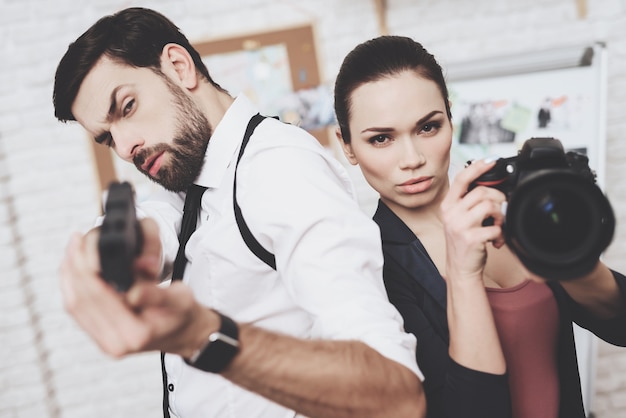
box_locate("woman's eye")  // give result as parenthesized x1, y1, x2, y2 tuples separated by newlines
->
(122, 99, 135, 116)
(368, 134, 390, 145)
(421, 121, 442, 134)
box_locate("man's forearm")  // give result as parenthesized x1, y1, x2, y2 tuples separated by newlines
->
(220, 322, 425, 418)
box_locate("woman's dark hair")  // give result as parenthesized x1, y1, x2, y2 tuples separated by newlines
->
(334, 35, 452, 143)
(53, 7, 225, 122)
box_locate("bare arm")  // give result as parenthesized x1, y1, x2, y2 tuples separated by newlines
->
(60, 222, 425, 418)
(176, 308, 425, 418)
(445, 277, 506, 375)
(441, 159, 507, 375)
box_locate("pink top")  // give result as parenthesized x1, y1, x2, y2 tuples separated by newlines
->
(487, 280, 560, 418)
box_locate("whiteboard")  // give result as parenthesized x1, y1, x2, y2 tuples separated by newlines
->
(446, 43, 608, 416)
(446, 47, 607, 184)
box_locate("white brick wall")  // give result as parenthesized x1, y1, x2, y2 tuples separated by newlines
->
(2, 0, 626, 416)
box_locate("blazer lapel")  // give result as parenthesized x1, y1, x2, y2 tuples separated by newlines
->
(374, 201, 449, 340)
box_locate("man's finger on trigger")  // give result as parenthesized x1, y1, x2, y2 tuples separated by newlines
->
(134, 254, 162, 282)
(127, 281, 164, 310)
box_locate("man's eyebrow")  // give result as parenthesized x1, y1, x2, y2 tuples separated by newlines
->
(94, 131, 110, 145)
(91, 86, 124, 145)
(105, 85, 123, 123)
(93, 84, 132, 145)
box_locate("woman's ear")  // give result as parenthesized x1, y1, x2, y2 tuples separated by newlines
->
(160, 43, 199, 90)
(335, 127, 358, 165)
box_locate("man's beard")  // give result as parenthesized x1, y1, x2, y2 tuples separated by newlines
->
(133, 78, 212, 192)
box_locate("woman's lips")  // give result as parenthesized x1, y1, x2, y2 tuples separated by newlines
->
(398, 177, 433, 194)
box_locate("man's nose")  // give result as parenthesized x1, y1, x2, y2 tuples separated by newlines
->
(110, 125, 142, 161)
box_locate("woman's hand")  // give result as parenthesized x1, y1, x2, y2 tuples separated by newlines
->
(440, 158, 507, 283)
(441, 158, 509, 374)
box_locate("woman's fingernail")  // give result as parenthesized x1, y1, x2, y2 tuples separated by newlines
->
(501, 201, 508, 215)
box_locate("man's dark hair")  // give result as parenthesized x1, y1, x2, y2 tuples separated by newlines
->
(53, 7, 225, 122)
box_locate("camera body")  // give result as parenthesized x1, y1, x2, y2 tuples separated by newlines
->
(470, 137, 614, 280)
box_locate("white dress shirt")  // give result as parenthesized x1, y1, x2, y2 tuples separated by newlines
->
(137, 95, 422, 418)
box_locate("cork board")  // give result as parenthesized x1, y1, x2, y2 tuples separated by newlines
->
(194, 24, 330, 146)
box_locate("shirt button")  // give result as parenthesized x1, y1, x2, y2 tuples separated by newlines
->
(168, 383, 174, 392)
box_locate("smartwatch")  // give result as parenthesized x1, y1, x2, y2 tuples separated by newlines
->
(185, 311, 240, 373)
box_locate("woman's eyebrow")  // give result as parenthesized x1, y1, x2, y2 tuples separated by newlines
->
(360, 110, 443, 134)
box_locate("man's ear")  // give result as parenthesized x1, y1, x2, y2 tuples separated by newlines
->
(335, 127, 358, 166)
(160, 43, 199, 90)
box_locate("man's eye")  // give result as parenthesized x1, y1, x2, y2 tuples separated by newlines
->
(122, 99, 135, 116)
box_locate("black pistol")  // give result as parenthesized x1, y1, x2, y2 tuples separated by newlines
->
(98, 181, 143, 292)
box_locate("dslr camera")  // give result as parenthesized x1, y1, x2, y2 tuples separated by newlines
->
(470, 137, 614, 280)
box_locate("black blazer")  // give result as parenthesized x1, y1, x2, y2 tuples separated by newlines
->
(373, 200, 626, 418)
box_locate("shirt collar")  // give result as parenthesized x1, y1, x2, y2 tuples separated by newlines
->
(193, 94, 259, 189)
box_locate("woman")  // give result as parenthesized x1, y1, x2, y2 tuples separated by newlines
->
(333, 35, 626, 418)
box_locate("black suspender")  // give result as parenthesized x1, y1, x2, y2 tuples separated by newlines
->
(162, 113, 277, 417)
(233, 113, 277, 270)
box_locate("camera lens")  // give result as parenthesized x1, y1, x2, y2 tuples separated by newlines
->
(506, 170, 614, 280)
(522, 187, 592, 255)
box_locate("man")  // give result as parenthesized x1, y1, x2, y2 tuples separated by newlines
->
(54, 7, 425, 418)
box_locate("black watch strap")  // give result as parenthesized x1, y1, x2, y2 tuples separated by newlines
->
(185, 311, 240, 373)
